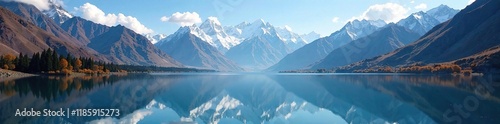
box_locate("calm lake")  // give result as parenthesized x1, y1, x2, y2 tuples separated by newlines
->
(0, 73, 499, 124)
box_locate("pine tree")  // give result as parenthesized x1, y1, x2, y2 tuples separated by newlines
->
(52, 50, 59, 71)
(29, 52, 41, 73)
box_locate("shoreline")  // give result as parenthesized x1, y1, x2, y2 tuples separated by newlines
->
(0, 69, 37, 82)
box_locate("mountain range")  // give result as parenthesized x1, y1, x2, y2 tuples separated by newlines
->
(339, 0, 500, 73)
(155, 26, 242, 71)
(269, 5, 459, 71)
(0, 0, 496, 73)
(311, 24, 421, 69)
(156, 19, 312, 70)
(397, 5, 459, 35)
(267, 19, 387, 71)
(0, 1, 181, 67)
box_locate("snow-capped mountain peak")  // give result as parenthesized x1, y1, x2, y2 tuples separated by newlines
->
(145, 34, 167, 44)
(198, 18, 242, 53)
(42, 0, 73, 24)
(338, 19, 387, 40)
(426, 4, 460, 23)
(396, 5, 458, 35)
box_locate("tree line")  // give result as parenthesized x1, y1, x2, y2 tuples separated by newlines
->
(0, 48, 120, 74)
(1, 48, 215, 74)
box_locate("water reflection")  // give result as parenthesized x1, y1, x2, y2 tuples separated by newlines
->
(0, 73, 499, 124)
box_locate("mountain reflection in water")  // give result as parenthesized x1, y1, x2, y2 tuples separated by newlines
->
(0, 73, 499, 124)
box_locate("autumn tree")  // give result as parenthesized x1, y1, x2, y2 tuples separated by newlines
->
(2, 54, 16, 70)
(74, 58, 82, 71)
(60, 58, 68, 70)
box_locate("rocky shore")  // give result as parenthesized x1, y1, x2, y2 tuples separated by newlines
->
(0, 69, 36, 82)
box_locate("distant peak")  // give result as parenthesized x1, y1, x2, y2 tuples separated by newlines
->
(437, 4, 450, 8)
(252, 19, 266, 25)
(204, 16, 222, 25)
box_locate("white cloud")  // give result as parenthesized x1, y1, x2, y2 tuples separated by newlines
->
(76, 3, 153, 34)
(331, 17, 340, 23)
(414, 3, 428, 9)
(160, 16, 168, 22)
(349, 3, 408, 23)
(6, 0, 64, 11)
(410, 0, 415, 4)
(161, 12, 202, 26)
(468, 0, 475, 5)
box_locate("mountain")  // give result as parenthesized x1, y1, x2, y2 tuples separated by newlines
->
(42, 0, 72, 24)
(145, 34, 166, 44)
(87, 25, 181, 66)
(225, 32, 289, 69)
(311, 24, 421, 69)
(60, 17, 181, 67)
(0, 1, 85, 46)
(454, 46, 500, 72)
(224, 19, 313, 70)
(426, 4, 460, 23)
(60, 17, 111, 44)
(267, 19, 386, 71)
(274, 26, 308, 51)
(397, 11, 441, 35)
(226, 19, 307, 52)
(199, 18, 242, 54)
(340, 0, 500, 73)
(0, 2, 107, 60)
(156, 26, 242, 71)
(0, 6, 100, 58)
(300, 31, 321, 43)
(397, 5, 458, 35)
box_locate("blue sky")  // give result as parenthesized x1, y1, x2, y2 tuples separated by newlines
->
(58, 0, 473, 36)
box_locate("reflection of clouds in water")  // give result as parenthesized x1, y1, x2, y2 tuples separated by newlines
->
(88, 110, 152, 124)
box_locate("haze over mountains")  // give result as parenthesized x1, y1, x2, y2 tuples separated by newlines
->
(0, 0, 497, 73)
(267, 19, 388, 71)
(269, 5, 459, 71)
(311, 24, 421, 69)
(339, 0, 500, 73)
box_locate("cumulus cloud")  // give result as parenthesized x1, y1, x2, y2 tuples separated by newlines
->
(410, 0, 415, 4)
(414, 3, 428, 10)
(76, 3, 153, 34)
(349, 3, 408, 23)
(331, 17, 340, 23)
(160, 12, 202, 26)
(5, 0, 63, 11)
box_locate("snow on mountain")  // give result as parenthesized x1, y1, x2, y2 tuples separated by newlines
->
(199, 17, 241, 54)
(300, 31, 321, 43)
(426, 4, 460, 23)
(42, 0, 72, 24)
(155, 25, 242, 71)
(274, 27, 308, 51)
(397, 5, 459, 35)
(336, 19, 387, 41)
(145, 34, 167, 44)
(224, 19, 311, 69)
(397, 11, 440, 35)
(228, 19, 275, 39)
(267, 19, 386, 71)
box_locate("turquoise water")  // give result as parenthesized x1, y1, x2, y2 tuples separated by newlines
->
(0, 73, 499, 124)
